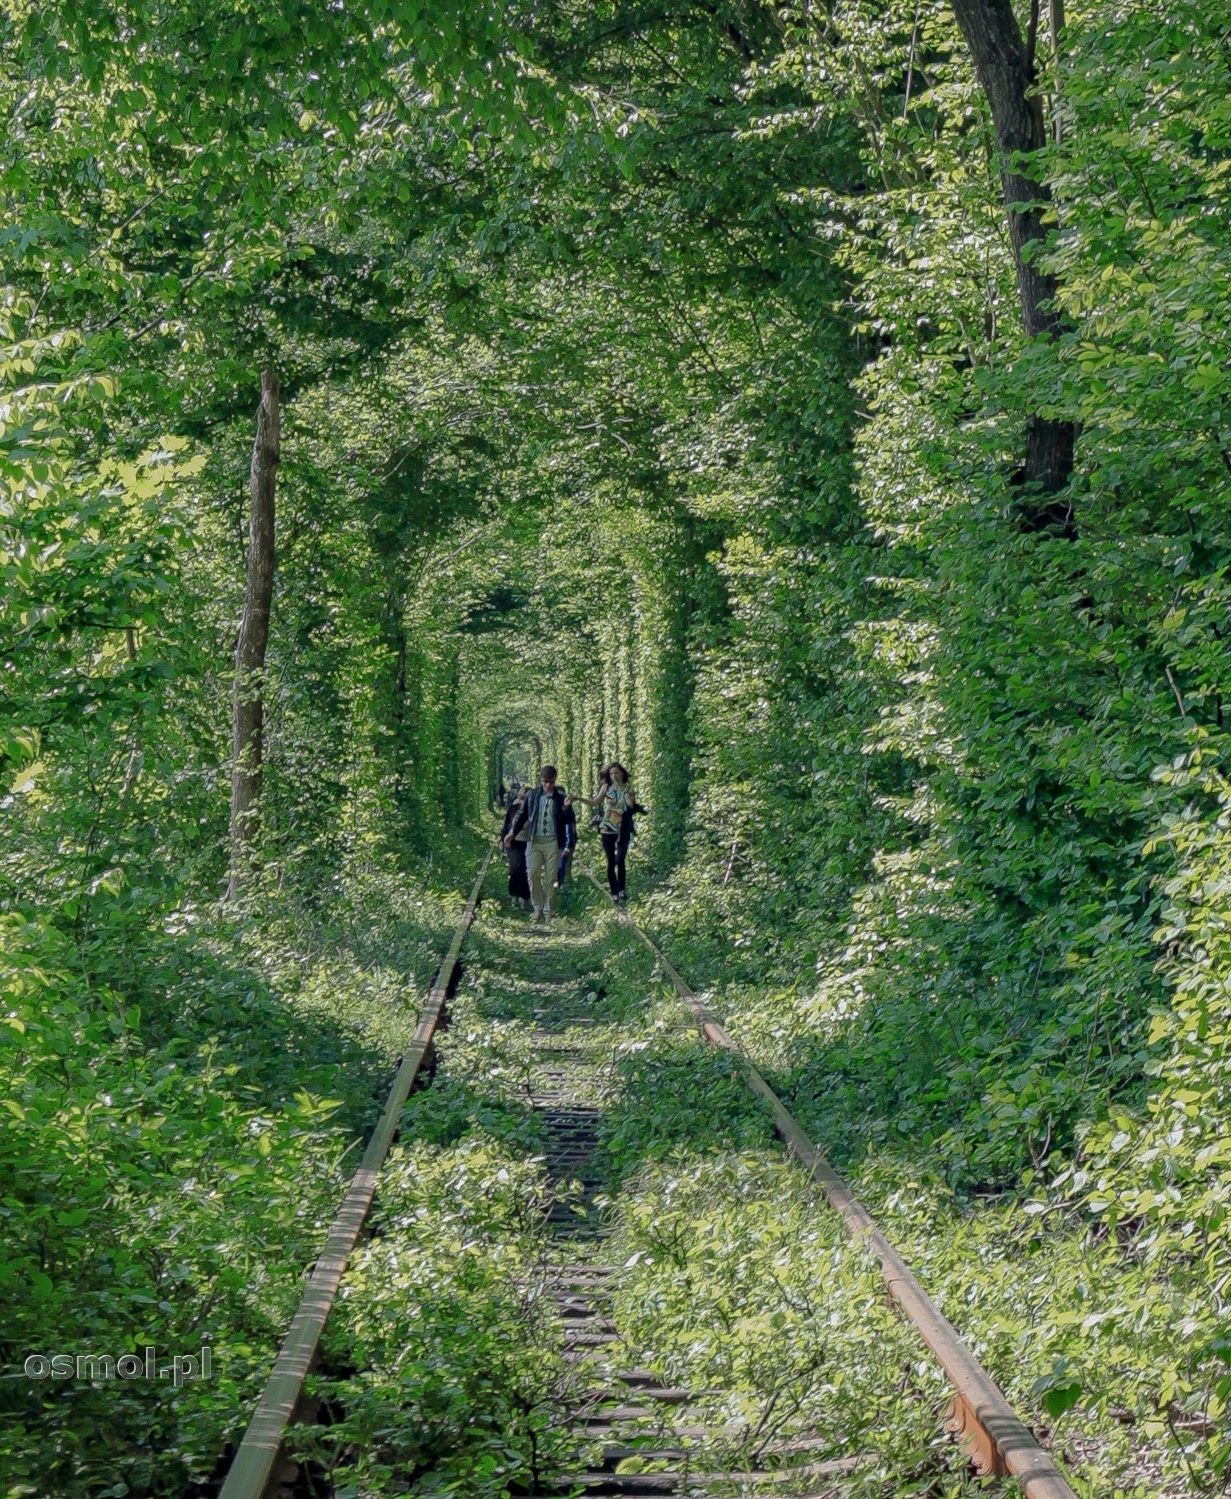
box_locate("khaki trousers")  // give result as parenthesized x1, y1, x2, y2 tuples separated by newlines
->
(526, 839, 559, 915)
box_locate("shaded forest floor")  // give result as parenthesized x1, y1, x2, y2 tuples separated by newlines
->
(292, 849, 1178, 1497)
(0, 833, 1208, 1497)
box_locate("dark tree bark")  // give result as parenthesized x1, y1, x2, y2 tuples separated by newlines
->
(227, 370, 279, 897)
(950, 0, 1076, 534)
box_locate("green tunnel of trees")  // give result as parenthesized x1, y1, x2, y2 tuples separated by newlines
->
(6, 0, 1231, 1493)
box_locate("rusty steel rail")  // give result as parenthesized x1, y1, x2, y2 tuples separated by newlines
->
(219, 847, 495, 1499)
(591, 876, 1077, 1499)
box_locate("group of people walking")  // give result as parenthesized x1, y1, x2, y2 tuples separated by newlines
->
(500, 762, 639, 923)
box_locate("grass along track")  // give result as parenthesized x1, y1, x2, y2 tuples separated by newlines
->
(220, 857, 1080, 1498)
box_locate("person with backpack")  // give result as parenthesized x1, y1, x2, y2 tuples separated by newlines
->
(504, 765, 569, 923)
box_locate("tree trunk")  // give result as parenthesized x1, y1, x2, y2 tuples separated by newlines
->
(227, 370, 279, 897)
(949, 0, 1076, 534)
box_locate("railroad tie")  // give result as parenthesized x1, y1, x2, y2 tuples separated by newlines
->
(524, 914, 861, 1498)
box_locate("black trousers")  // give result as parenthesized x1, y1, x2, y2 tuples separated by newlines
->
(601, 833, 626, 896)
(507, 842, 530, 900)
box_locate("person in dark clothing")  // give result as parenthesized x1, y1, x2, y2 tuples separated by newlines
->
(557, 792, 577, 887)
(505, 766, 570, 922)
(497, 780, 508, 808)
(500, 788, 530, 908)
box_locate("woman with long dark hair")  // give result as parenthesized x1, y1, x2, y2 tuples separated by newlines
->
(581, 762, 636, 904)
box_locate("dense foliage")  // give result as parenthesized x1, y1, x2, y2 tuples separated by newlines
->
(7, 0, 1231, 1492)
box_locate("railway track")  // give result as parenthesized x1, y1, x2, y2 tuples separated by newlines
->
(217, 852, 493, 1499)
(217, 851, 1079, 1499)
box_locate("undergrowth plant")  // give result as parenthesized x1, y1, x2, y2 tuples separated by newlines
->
(302, 1142, 569, 1499)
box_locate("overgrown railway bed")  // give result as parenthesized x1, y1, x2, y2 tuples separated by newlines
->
(217, 851, 1078, 1499)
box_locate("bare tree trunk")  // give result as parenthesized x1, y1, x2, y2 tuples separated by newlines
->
(949, 0, 1076, 534)
(227, 370, 279, 898)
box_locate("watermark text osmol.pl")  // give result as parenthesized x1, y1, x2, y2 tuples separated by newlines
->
(24, 1347, 212, 1387)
